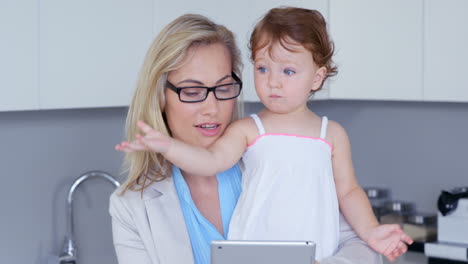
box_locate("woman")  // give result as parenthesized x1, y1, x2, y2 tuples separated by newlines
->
(110, 14, 382, 264)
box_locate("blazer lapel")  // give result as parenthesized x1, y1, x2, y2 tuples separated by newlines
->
(143, 177, 194, 264)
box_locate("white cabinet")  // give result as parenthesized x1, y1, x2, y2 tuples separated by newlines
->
(39, 0, 153, 109)
(0, 0, 39, 111)
(328, 0, 423, 101)
(3, 0, 468, 112)
(424, 0, 468, 102)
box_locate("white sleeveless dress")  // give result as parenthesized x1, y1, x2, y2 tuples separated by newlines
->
(228, 114, 340, 260)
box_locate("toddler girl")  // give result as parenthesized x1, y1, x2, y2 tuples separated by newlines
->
(117, 7, 412, 261)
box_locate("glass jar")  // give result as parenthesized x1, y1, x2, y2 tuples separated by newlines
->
(364, 187, 389, 221)
(380, 200, 415, 226)
(403, 212, 437, 242)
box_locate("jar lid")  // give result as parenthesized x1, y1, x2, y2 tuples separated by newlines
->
(383, 200, 414, 214)
(406, 212, 437, 225)
(364, 187, 389, 199)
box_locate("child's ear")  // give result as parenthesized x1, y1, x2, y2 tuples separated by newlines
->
(311, 66, 327, 92)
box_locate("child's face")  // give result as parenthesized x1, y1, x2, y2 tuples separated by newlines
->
(253, 40, 326, 114)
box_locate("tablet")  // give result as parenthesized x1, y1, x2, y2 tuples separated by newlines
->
(211, 240, 315, 264)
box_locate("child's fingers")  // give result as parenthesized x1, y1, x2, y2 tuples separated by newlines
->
(387, 224, 403, 234)
(389, 247, 401, 262)
(389, 241, 408, 260)
(128, 140, 148, 150)
(138, 134, 170, 153)
(400, 232, 414, 245)
(137, 120, 154, 135)
(115, 144, 135, 152)
(386, 254, 396, 263)
(121, 140, 147, 151)
(115, 144, 127, 152)
(383, 238, 399, 257)
(397, 241, 408, 255)
(137, 122, 166, 140)
(115, 141, 132, 151)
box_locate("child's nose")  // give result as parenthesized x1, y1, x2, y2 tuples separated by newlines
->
(268, 73, 281, 89)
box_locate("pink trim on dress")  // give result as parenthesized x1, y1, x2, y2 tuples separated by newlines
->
(247, 133, 333, 150)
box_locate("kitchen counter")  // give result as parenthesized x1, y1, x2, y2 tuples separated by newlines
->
(406, 241, 468, 264)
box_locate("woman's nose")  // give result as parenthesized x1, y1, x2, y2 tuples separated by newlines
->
(200, 92, 219, 115)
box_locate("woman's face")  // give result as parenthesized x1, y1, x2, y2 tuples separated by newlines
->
(164, 42, 236, 148)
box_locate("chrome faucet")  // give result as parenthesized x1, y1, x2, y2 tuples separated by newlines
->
(59, 170, 120, 263)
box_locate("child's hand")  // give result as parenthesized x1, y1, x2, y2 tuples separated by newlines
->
(366, 224, 413, 262)
(115, 120, 171, 153)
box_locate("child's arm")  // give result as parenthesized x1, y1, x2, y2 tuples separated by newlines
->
(329, 121, 412, 262)
(118, 118, 251, 176)
(329, 121, 377, 238)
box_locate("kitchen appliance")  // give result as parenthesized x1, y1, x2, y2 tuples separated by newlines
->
(424, 187, 468, 262)
(437, 187, 468, 244)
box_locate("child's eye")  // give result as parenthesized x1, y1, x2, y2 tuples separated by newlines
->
(257, 66, 268, 73)
(284, 69, 296, 76)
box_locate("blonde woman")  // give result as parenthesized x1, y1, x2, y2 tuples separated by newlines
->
(110, 14, 382, 264)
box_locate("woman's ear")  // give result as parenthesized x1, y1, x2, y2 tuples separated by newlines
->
(311, 66, 327, 92)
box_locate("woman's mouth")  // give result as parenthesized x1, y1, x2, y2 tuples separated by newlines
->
(195, 123, 221, 136)
(197, 124, 219, 129)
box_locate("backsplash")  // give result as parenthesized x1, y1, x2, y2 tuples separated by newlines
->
(0, 100, 467, 263)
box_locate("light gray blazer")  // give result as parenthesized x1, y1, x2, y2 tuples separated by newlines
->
(109, 176, 382, 264)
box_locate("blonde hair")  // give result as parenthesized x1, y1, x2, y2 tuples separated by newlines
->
(120, 14, 243, 194)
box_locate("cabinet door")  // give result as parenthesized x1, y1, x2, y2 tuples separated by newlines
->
(424, 0, 468, 102)
(329, 0, 423, 101)
(0, 0, 39, 111)
(39, 0, 153, 109)
(153, 0, 328, 103)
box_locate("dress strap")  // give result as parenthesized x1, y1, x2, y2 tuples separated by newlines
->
(250, 114, 266, 135)
(320, 116, 328, 139)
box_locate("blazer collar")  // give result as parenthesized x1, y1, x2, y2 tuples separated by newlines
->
(143, 177, 194, 263)
(141, 177, 171, 200)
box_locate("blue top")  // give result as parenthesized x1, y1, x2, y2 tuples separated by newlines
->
(173, 164, 242, 264)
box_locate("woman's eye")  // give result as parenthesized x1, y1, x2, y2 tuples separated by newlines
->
(284, 69, 296, 76)
(217, 87, 230, 93)
(257, 66, 267, 73)
(181, 88, 203, 97)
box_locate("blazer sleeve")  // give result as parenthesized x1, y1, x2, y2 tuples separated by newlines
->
(320, 214, 383, 264)
(109, 192, 154, 264)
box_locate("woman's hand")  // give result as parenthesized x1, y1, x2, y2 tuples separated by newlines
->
(366, 224, 413, 262)
(115, 120, 171, 153)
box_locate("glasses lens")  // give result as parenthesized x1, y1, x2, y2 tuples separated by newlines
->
(215, 84, 241, 99)
(179, 88, 208, 102)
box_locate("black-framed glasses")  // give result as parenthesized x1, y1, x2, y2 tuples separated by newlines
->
(166, 72, 242, 103)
